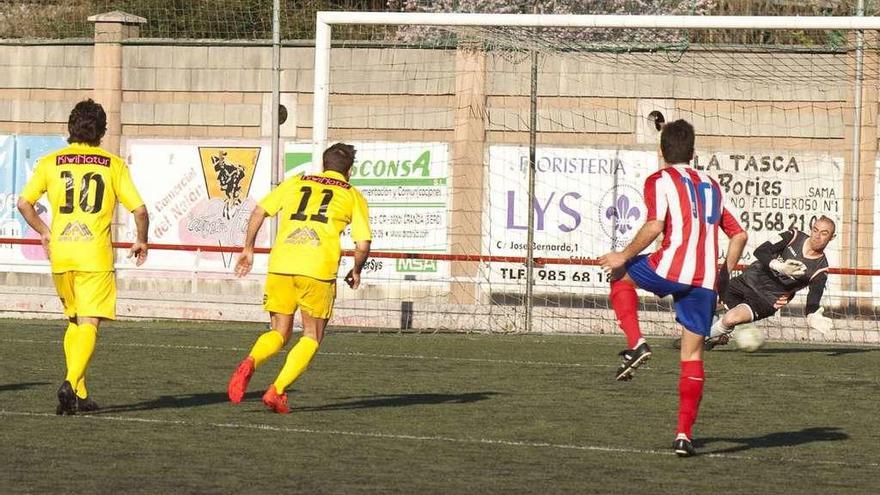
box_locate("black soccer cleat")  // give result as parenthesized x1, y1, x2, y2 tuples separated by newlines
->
(673, 434, 697, 457)
(76, 396, 100, 413)
(672, 335, 730, 351)
(56, 381, 77, 416)
(703, 333, 731, 351)
(615, 342, 652, 381)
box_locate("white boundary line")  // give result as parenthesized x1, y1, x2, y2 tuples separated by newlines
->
(2, 338, 878, 382)
(1, 410, 875, 469)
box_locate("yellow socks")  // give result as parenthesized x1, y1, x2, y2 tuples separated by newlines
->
(65, 323, 97, 395)
(62, 323, 89, 399)
(273, 336, 319, 394)
(62, 322, 76, 371)
(247, 330, 285, 367)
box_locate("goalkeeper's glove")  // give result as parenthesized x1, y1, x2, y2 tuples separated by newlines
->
(806, 307, 834, 335)
(769, 258, 807, 279)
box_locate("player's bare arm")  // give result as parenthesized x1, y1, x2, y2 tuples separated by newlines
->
(724, 231, 748, 273)
(599, 219, 664, 273)
(235, 205, 269, 277)
(16, 197, 51, 257)
(127, 205, 150, 266)
(345, 240, 372, 289)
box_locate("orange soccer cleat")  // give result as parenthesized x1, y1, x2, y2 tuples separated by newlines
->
(261, 385, 290, 414)
(227, 356, 255, 404)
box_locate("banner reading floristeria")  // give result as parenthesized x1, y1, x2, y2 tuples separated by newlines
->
(485, 145, 658, 293)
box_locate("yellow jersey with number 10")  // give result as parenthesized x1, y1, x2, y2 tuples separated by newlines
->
(20, 142, 144, 273)
(259, 170, 371, 280)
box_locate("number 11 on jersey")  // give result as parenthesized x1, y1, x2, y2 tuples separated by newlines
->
(290, 186, 334, 224)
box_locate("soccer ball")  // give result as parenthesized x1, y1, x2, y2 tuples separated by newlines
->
(734, 324, 765, 352)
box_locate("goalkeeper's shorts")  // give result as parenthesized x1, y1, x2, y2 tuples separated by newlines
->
(720, 276, 776, 322)
(52, 271, 117, 320)
(263, 273, 336, 319)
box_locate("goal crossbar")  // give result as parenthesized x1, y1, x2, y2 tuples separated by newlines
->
(316, 12, 880, 30)
(312, 13, 880, 158)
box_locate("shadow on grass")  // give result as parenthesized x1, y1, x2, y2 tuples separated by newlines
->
(746, 347, 878, 357)
(95, 391, 498, 414)
(293, 392, 499, 412)
(94, 391, 262, 414)
(696, 426, 848, 454)
(0, 381, 50, 393)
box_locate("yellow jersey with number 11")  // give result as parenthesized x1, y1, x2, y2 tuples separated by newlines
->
(259, 170, 371, 281)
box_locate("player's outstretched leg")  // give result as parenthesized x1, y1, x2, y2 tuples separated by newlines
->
(228, 329, 286, 404)
(610, 278, 652, 380)
(263, 335, 319, 414)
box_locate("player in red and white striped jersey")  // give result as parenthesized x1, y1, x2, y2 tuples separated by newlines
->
(643, 165, 743, 290)
(598, 119, 748, 457)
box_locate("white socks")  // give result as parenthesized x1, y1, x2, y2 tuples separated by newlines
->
(709, 319, 732, 338)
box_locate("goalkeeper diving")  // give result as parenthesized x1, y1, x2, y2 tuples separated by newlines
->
(699, 216, 836, 348)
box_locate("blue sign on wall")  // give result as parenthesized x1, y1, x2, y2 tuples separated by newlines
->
(0, 135, 67, 261)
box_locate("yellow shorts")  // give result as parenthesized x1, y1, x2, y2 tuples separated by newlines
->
(263, 273, 336, 320)
(52, 271, 117, 320)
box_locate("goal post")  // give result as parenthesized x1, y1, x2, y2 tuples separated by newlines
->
(311, 12, 880, 341)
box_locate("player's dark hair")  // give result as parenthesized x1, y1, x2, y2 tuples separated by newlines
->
(67, 99, 107, 146)
(323, 143, 356, 175)
(660, 119, 695, 164)
(816, 215, 836, 234)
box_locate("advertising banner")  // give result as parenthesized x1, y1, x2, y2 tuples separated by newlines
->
(0, 135, 67, 270)
(485, 146, 844, 295)
(284, 142, 449, 282)
(485, 146, 658, 293)
(693, 151, 844, 296)
(126, 140, 271, 272)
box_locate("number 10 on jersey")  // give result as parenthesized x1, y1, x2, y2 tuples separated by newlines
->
(680, 176, 720, 224)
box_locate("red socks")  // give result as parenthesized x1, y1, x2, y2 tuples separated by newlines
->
(610, 279, 642, 348)
(677, 360, 705, 438)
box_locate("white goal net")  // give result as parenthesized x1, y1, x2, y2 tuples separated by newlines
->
(310, 13, 880, 343)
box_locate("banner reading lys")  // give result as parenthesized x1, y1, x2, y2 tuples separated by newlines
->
(284, 142, 449, 282)
(126, 140, 271, 271)
(486, 146, 658, 293)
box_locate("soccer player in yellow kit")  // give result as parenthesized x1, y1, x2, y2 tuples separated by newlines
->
(227, 143, 371, 413)
(17, 99, 149, 415)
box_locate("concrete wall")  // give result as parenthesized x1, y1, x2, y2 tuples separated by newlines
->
(0, 43, 860, 148)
